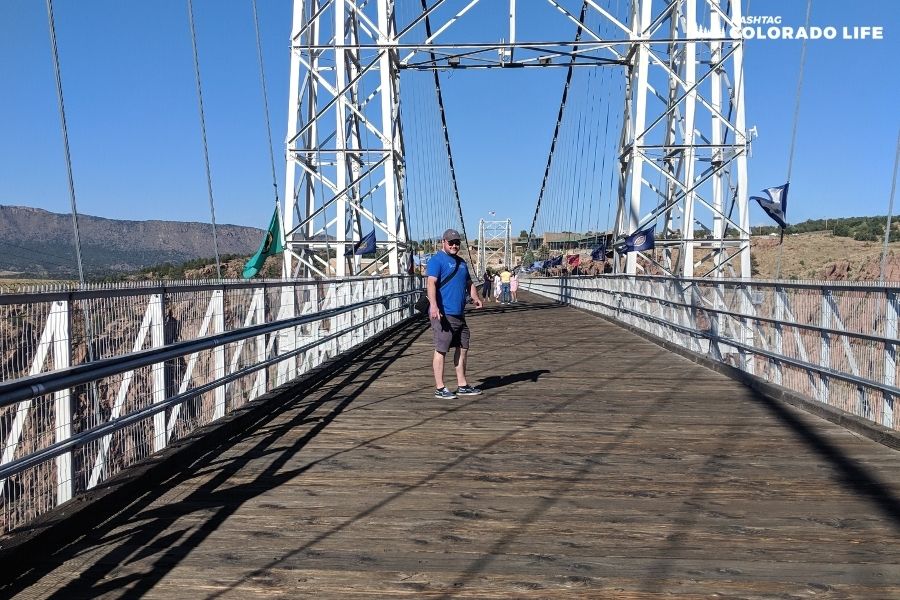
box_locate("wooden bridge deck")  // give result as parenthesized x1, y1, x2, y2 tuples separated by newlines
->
(5, 292, 900, 598)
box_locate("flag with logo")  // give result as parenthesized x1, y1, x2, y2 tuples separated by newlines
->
(751, 182, 789, 229)
(567, 254, 581, 267)
(547, 255, 563, 268)
(622, 224, 655, 253)
(590, 243, 606, 261)
(345, 230, 376, 256)
(242, 207, 284, 279)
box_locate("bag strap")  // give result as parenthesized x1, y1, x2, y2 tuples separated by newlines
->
(436, 257, 462, 291)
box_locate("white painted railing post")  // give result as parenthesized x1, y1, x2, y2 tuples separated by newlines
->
(741, 285, 756, 376)
(149, 293, 167, 452)
(774, 287, 785, 385)
(253, 287, 267, 399)
(212, 288, 226, 420)
(277, 283, 297, 385)
(52, 299, 73, 504)
(884, 290, 898, 429)
(819, 290, 832, 405)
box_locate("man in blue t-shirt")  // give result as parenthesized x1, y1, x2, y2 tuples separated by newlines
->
(426, 228, 484, 399)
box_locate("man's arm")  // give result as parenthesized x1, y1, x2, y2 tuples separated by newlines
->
(426, 275, 440, 319)
(469, 280, 483, 309)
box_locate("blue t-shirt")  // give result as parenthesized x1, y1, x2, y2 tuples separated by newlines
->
(425, 251, 470, 316)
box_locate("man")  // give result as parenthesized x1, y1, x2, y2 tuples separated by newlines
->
(499, 266, 512, 304)
(426, 229, 484, 399)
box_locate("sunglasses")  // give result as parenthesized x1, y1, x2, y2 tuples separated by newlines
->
(446, 239, 461, 246)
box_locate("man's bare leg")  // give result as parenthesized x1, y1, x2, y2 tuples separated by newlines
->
(433, 350, 446, 389)
(454, 347, 468, 387)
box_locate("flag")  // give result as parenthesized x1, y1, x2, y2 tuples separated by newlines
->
(622, 225, 655, 253)
(547, 255, 563, 267)
(242, 207, 284, 279)
(590, 243, 606, 261)
(344, 230, 376, 256)
(567, 254, 581, 267)
(488, 211, 496, 216)
(751, 182, 789, 229)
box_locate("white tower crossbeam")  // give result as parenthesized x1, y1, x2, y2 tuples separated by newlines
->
(284, 0, 751, 280)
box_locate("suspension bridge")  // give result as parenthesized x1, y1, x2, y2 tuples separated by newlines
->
(2, 1, 900, 598)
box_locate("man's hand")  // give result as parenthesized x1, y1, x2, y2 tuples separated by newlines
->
(472, 297, 483, 309)
(429, 303, 441, 320)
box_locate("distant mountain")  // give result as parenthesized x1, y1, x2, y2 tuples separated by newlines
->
(0, 205, 264, 279)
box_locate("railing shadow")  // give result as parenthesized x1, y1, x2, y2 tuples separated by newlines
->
(754, 391, 900, 529)
(1, 318, 426, 599)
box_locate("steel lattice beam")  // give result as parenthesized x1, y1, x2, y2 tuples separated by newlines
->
(284, 0, 751, 279)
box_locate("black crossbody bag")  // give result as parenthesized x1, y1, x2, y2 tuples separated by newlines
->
(414, 258, 462, 315)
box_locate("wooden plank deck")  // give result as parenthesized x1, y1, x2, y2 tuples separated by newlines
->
(5, 291, 900, 598)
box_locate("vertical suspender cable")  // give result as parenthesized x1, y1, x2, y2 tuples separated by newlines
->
(776, 0, 812, 279)
(187, 0, 223, 279)
(45, 0, 85, 284)
(46, 0, 102, 420)
(526, 1, 588, 252)
(251, 0, 281, 210)
(880, 130, 900, 282)
(420, 0, 475, 268)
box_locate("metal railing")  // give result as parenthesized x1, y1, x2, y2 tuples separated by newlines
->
(523, 275, 898, 432)
(0, 276, 421, 534)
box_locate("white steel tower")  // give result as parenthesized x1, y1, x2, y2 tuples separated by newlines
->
(283, 0, 751, 279)
(283, 0, 409, 278)
(614, 0, 750, 278)
(477, 219, 512, 274)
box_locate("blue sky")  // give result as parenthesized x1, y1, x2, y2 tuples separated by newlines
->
(0, 0, 897, 239)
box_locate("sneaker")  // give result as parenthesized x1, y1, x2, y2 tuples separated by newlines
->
(434, 387, 457, 399)
(455, 385, 483, 396)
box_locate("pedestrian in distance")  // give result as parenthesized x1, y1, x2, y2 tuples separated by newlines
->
(500, 266, 512, 304)
(510, 270, 519, 303)
(482, 270, 492, 302)
(492, 271, 501, 303)
(426, 228, 484, 399)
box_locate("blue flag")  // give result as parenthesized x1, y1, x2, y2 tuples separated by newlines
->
(547, 255, 563, 267)
(623, 225, 655, 253)
(590, 243, 606, 261)
(751, 183, 789, 228)
(345, 230, 376, 256)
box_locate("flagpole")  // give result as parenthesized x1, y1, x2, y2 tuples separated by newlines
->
(880, 129, 900, 282)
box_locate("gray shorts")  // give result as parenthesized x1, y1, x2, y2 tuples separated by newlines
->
(431, 314, 470, 353)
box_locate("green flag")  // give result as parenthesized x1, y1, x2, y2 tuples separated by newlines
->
(242, 208, 284, 279)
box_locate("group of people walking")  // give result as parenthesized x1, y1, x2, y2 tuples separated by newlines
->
(480, 267, 518, 305)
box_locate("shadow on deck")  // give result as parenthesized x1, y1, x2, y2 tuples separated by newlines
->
(3, 292, 900, 598)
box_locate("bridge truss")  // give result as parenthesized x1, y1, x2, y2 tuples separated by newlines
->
(284, 0, 750, 279)
(477, 219, 512, 274)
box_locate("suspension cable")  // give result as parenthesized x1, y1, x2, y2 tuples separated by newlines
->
(186, 0, 223, 279)
(251, 0, 281, 210)
(881, 130, 900, 282)
(776, 0, 812, 278)
(785, 0, 811, 184)
(45, 0, 85, 284)
(526, 1, 589, 252)
(420, 0, 476, 269)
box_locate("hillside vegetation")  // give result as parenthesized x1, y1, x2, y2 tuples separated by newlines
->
(0, 205, 263, 278)
(751, 231, 900, 281)
(752, 215, 899, 242)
